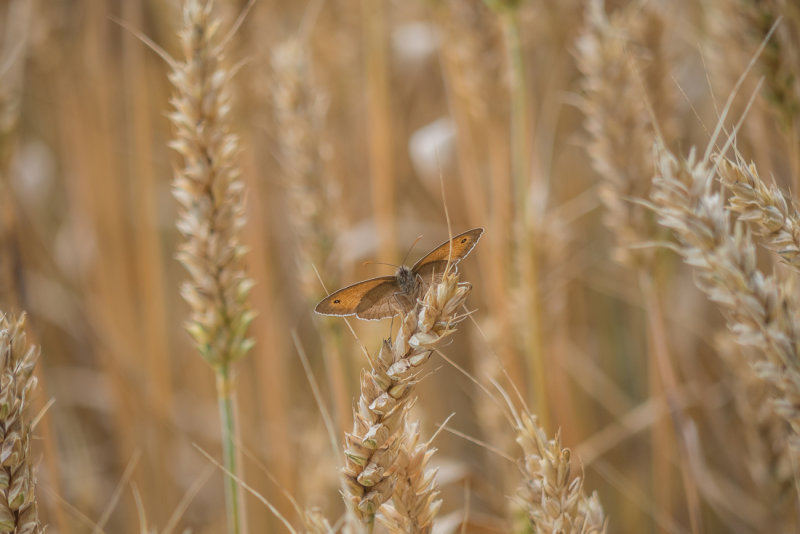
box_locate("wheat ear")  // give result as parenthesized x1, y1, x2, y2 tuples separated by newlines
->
(650, 145, 800, 451)
(341, 272, 471, 530)
(0, 313, 44, 534)
(270, 36, 338, 298)
(514, 411, 607, 533)
(169, 1, 254, 531)
(576, 0, 664, 267)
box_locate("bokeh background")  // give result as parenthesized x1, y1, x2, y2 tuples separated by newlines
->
(1, 0, 799, 532)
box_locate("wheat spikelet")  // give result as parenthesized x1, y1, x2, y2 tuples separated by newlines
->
(514, 411, 606, 533)
(341, 272, 471, 528)
(169, 0, 254, 369)
(377, 421, 442, 534)
(0, 313, 43, 534)
(650, 145, 800, 451)
(718, 155, 800, 268)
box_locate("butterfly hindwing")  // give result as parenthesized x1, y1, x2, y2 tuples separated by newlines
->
(356, 281, 415, 320)
(413, 259, 450, 294)
(411, 228, 484, 272)
(315, 276, 396, 316)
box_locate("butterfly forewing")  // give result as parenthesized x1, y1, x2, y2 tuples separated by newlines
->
(315, 276, 396, 316)
(411, 228, 484, 272)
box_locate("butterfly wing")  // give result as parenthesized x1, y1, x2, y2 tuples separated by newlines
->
(356, 280, 415, 320)
(413, 260, 450, 294)
(315, 276, 396, 317)
(411, 227, 484, 274)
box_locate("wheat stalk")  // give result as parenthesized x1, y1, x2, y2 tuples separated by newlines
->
(0, 313, 43, 534)
(168, 1, 254, 531)
(341, 272, 471, 531)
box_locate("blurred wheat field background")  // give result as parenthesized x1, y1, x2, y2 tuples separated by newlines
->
(2, 0, 800, 532)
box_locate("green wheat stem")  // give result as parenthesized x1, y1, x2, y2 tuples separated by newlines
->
(217, 366, 241, 534)
(500, 6, 549, 427)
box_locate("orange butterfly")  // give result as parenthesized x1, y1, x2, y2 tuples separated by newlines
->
(315, 228, 483, 320)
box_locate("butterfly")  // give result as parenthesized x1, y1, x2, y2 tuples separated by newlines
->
(315, 227, 484, 320)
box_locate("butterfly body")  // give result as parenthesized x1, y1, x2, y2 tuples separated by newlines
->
(394, 265, 417, 295)
(315, 228, 483, 320)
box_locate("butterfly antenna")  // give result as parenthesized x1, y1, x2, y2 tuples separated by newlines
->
(437, 150, 455, 273)
(401, 235, 424, 267)
(362, 260, 399, 270)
